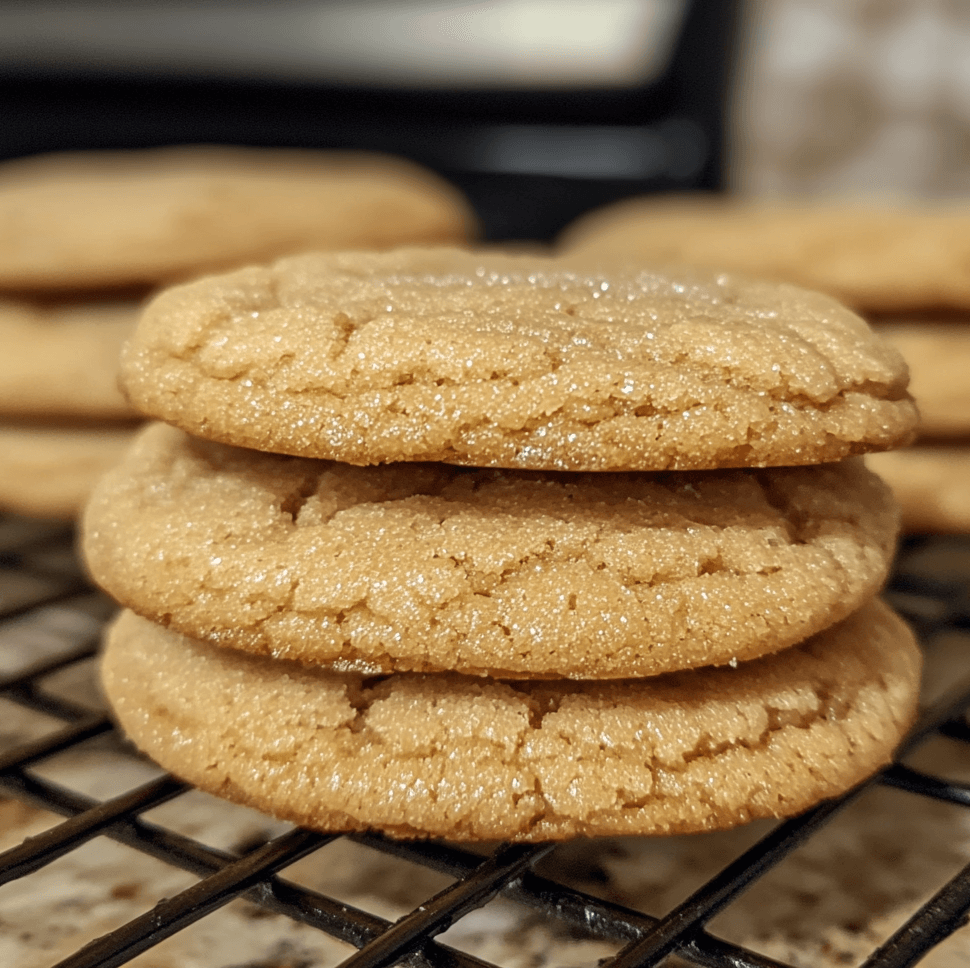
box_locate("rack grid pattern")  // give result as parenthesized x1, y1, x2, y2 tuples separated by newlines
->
(2, 516, 970, 968)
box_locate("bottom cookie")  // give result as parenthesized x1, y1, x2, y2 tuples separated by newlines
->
(103, 603, 920, 842)
(0, 424, 139, 519)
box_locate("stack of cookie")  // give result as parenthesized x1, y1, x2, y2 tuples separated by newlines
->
(0, 146, 474, 519)
(559, 197, 970, 533)
(0, 298, 142, 520)
(84, 247, 922, 842)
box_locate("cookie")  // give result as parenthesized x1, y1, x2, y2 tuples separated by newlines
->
(874, 321, 970, 438)
(83, 422, 900, 679)
(101, 600, 920, 841)
(559, 196, 970, 314)
(867, 448, 970, 534)
(119, 248, 917, 471)
(0, 425, 138, 519)
(0, 147, 476, 291)
(0, 298, 140, 420)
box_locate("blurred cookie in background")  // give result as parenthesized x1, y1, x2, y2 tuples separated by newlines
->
(870, 320, 970, 439)
(0, 425, 138, 520)
(0, 297, 141, 422)
(866, 449, 970, 535)
(0, 146, 478, 518)
(558, 195, 970, 315)
(0, 146, 478, 292)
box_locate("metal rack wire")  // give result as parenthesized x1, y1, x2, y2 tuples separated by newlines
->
(2, 516, 970, 968)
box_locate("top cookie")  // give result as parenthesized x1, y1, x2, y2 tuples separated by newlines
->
(559, 195, 970, 314)
(0, 147, 476, 291)
(121, 247, 916, 472)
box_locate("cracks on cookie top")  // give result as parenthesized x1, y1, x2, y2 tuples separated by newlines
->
(680, 730, 742, 766)
(176, 268, 288, 361)
(157, 261, 909, 410)
(498, 692, 846, 832)
(167, 348, 913, 475)
(241, 575, 302, 650)
(753, 473, 816, 545)
(509, 776, 542, 811)
(809, 674, 852, 725)
(342, 675, 396, 734)
(616, 789, 654, 811)
(154, 455, 889, 676)
(158, 651, 900, 843)
(658, 672, 851, 774)
(456, 522, 791, 591)
(243, 516, 844, 672)
(278, 472, 322, 521)
(221, 360, 903, 420)
(696, 553, 726, 577)
(464, 400, 903, 471)
(505, 683, 566, 729)
(331, 311, 356, 349)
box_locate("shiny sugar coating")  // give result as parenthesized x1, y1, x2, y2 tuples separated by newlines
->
(120, 248, 917, 471)
(83, 423, 900, 680)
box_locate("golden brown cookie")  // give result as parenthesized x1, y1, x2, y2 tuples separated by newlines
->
(559, 196, 970, 314)
(867, 448, 970, 534)
(0, 147, 476, 291)
(0, 425, 138, 519)
(101, 601, 921, 842)
(874, 321, 970, 438)
(0, 298, 140, 420)
(120, 248, 916, 471)
(83, 423, 900, 679)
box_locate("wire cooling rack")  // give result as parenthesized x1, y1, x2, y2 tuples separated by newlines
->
(2, 514, 970, 968)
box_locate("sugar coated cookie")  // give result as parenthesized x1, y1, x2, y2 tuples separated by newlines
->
(559, 196, 970, 313)
(0, 298, 140, 419)
(875, 321, 970, 438)
(83, 423, 900, 679)
(0, 425, 138, 519)
(120, 248, 917, 471)
(867, 448, 970, 534)
(0, 147, 476, 291)
(102, 602, 920, 841)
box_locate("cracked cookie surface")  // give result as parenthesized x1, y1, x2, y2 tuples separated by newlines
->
(83, 423, 900, 679)
(119, 248, 917, 471)
(102, 601, 920, 841)
(0, 147, 475, 291)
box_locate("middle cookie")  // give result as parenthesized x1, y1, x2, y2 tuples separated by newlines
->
(82, 423, 899, 679)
